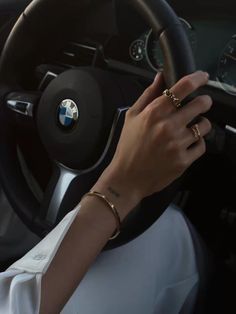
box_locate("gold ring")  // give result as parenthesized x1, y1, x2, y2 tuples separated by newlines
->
(163, 89, 182, 109)
(191, 124, 201, 141)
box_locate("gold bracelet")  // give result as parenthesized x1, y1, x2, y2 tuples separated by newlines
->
(81, 191, 121, 240)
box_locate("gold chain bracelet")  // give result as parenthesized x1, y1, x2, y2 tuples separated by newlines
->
(81, 191, 121, 240)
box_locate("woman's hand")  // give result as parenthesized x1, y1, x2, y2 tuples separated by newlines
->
(94, 71, 212, 218)
(40, 71, 212, 314)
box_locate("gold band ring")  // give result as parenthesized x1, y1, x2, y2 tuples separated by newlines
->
(163, 89, 182, 109)
(191, 124, 201, 141)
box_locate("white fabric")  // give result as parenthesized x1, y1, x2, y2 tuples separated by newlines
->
(0, 205, 200, 314)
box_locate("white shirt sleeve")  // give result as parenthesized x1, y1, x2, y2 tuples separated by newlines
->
(0, 204, 202, 314)
(0, 206, 81, 314)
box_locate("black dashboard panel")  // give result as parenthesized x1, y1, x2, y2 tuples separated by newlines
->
(169, 0, 236, 18)
(0, 0, 235, 94)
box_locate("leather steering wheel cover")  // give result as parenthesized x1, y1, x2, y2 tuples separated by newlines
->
(0, 0, 196, 242)
(129, 0, 196, 86)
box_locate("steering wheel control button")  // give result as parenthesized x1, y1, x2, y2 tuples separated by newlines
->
(6, 92, 40, 117)
(58, 99, 79, 129)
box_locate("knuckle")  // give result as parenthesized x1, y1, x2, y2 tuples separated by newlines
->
(144, 103, 154, 115)
(126, 107, 134, 117)
(199, 95, 213, 111)
(183, 76, 197, 91)
(143, 86, 153, 97)
(203, 118, 212, 132)
(143, 103, 156, 122)
(168, 140, 182, 153)
(126, 106, 137, 119)
(158, 121, 173, 137)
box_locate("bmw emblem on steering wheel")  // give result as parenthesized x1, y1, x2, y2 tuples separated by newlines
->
(58, 99, 79, 129)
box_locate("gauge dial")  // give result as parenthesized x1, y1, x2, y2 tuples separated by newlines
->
(129, 39, 145, 62)
(217, 36, 236, 95)
(146, 18, 197, 71)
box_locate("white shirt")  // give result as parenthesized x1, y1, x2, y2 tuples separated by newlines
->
(0, 205, 200, 314)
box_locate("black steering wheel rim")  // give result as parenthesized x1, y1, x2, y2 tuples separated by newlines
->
(0, 0, 196, 249)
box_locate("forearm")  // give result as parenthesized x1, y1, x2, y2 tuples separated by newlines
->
(39, 70, 211, 313)
(40, 167, 140, 314)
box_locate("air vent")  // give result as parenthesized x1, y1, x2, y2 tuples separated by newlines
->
(52, 42, 102, 68)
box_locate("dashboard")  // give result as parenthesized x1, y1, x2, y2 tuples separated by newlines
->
(125, 17, 236, 96)
(128, 18, 236, 95)
(0, 0, 235, 97)
(108, 0, 236, 96)
(39, 0, 236, 98)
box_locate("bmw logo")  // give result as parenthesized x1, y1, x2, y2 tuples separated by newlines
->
(58, 99, 79, 129)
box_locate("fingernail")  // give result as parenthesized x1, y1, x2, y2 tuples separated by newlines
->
(154, 72, 161, 82)
(205, 72, 210, 79)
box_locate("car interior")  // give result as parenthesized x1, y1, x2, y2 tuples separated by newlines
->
(0, 0, 235, 313)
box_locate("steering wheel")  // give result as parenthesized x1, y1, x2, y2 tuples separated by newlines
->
(0, 0, 196, 249)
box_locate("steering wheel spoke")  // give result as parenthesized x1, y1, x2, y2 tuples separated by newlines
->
(41, 165, 78, 226)
(6, 91, 41, 117)
(40, 107, 129, 228)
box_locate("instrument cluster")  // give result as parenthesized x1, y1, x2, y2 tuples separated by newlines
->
(128, 18, 236, 96)
(129, 18, 196, 71)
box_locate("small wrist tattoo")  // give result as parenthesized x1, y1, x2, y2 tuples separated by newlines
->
(108, 187, 120, 198)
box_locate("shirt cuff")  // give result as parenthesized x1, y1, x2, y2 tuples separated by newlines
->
(8, 205, 81, 274)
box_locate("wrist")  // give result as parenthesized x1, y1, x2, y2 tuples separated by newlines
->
(92, 165, 142, 221)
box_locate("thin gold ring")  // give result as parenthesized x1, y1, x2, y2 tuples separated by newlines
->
(191, 124, 201, 141)
(163, 89, 182, 109)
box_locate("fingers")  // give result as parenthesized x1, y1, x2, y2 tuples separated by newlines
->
(187, 138, 207, 164)
(181, 117, 212, 148)
(175, 95, 213, 126)
(130, 72, 165, 115)
(166, 116, 211, 172)
(169, 71, 209, 103)
(151, 71, 210, 117)
(131, 71, 211, 130)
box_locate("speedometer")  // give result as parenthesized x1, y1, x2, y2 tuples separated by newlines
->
(217, 35, 236, 95)
(129, 39, 145, 61)
(146, 18, 197, 71)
